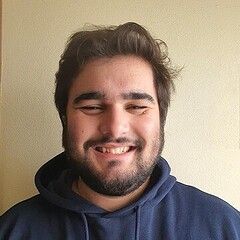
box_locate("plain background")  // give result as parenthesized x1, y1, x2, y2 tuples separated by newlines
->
(0, 0, 239, 214)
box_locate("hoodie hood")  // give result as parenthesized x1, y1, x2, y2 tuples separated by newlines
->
(35, 152, 177, 240)
(35, 152, 176, 216)
(2, 152, 239, 240)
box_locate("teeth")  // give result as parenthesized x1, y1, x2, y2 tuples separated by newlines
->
(98, 146, 130, 154)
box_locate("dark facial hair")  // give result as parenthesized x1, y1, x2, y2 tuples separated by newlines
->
(64, 127, 164, 196)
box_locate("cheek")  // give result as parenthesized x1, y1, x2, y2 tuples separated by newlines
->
(67, 113, 99, 146)
(67, 116, 86, 143)
(137, 114, 160, 135)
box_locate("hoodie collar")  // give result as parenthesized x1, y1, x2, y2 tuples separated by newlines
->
(35, 152, 176, 215)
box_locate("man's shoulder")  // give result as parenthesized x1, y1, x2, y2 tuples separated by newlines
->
(168, 182, 240, 233)
(0, 195, 69, 239)
(173, 182, 238, 210)
(171, 182, 239, 213)
(0, 195, 54, 231)
(1, 195, 52, 218)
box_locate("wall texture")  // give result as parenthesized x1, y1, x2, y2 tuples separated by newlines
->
(0, 0, 2, 213)
(1, 0, 239, 213)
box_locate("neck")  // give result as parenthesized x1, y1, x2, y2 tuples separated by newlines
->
(72, 178, 150, 212)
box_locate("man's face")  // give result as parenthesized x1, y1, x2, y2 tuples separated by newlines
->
(65, 55, 162, 196)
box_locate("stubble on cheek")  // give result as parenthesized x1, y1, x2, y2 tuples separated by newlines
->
(63, 123, 84, 159)
(62, 122, 164, 196)
(142, 132, 161, 169)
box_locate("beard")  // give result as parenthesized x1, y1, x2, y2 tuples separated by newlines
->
(63, 126, 164, 197)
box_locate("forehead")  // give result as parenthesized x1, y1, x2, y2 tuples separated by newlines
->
(69, 55, 157, 100)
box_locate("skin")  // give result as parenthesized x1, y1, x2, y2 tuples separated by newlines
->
(66, 55, 161, 211)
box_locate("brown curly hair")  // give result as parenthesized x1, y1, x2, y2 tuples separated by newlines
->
(55, 22, 178, 126)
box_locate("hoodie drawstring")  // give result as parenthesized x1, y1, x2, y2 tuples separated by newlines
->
(135, 206, 141, 240)
(81, 213, 89, 240)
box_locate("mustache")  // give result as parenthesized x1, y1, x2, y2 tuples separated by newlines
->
(83, 136, 144, 151)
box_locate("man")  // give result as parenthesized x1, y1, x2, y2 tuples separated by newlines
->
(0, 22, 239, 239)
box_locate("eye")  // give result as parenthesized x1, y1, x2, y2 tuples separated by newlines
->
(78, 105, 104, 115)
(126, 105, 149, 115)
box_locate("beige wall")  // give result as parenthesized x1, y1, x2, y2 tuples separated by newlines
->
(0, 0, 2, 213)
(1, 0, 239, 213)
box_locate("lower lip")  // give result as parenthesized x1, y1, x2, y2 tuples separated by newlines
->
(91, 148, 137, 162)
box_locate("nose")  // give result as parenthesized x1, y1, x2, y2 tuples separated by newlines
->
(98, 106, 129, 138)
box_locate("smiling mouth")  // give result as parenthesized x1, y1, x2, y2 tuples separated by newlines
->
(94, 146, 136, 154)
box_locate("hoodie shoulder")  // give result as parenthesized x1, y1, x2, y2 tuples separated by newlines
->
(2, 194, 62, 217)
(0, 195, 46, 219)
(173, 182, 239, 213)
(0, 195, 66, 239)
(169, 182, 240, 238)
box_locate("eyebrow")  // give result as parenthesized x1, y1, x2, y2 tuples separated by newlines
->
(121, 92, 155, 103)
(73, 92, 104, 104)
(73, 91, 155, 104)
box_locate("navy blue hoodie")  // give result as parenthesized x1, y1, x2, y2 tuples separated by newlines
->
(1, 152, 240, 239)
